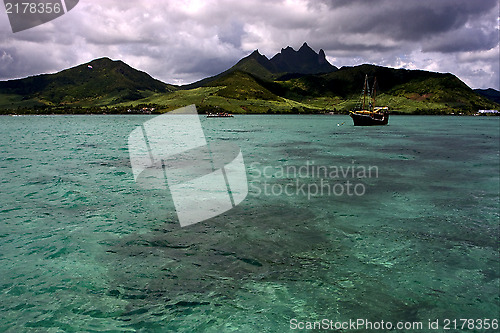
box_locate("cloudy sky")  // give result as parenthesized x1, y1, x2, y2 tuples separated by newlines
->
(1, 0, 499, 89)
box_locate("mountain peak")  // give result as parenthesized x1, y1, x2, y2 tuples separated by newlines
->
(88, 57, 117, 65)
(318, 49, 327, 65)
(245, 49, 269, 62)
(203, 42, 338, 86)
(0, 57, 171, 107)
(269, 43, 337, 75)
(299, 42, 311, 51)
(281, 46, 295, 55)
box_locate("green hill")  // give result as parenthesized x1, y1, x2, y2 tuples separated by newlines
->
(206, 71, 282, 101)
(0, 44, 498, 115)
(262, 64, 499, 113)
(180, 62, 498, 114)
(0, 57, 175, 108)
(474, 88, 500, 104)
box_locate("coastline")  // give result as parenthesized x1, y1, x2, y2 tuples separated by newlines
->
(2, 111, 498, 116)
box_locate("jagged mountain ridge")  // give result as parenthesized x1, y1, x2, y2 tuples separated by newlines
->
(182, 42, 337, 88)
(270, 42, 337, 75)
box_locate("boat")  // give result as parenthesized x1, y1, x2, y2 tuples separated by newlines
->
(207, 112, 234, 118)
(349, 75, 389, 126)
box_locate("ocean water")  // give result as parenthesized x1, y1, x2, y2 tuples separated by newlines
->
(0, 114, 498, 332)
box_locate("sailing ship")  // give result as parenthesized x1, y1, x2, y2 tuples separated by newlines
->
(349, 74, 389, 126)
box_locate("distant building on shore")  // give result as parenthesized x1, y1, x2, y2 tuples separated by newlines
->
(475, 109, 499, 115)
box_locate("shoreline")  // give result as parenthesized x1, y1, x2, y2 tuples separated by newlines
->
(2, 113, 498, 117)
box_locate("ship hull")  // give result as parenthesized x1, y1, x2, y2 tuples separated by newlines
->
(350, 112, 389, 126)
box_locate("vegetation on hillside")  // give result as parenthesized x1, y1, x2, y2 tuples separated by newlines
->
(0, 58, 174, 109)
(0, 49, 498, 115)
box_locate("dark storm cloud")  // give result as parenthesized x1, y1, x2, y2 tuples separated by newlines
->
(0, 0, 498, 88)
(423, 28, 499, 53)
(315, 0, 498, 45)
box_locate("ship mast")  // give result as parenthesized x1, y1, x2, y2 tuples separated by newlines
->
(372, 77, 377, 112)
(362, 74, 368, 110)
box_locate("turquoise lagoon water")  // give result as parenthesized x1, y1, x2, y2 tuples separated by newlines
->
(0, 115, 498, 332)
